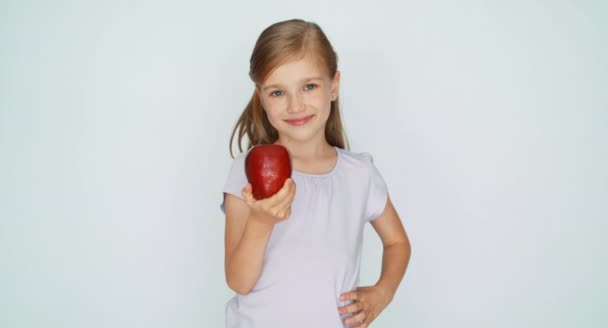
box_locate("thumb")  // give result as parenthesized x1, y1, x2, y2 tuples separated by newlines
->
(242, 184, 254, 203)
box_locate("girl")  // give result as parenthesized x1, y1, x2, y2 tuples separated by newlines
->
(220, 19, 411, 328)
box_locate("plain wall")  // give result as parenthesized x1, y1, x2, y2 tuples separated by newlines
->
(1, 0, 606, 327)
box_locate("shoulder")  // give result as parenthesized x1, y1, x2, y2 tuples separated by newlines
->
(338, 149, 375, 177)
(336, 147, 378, 173)
(335, 147, 387, 197)
(228, 150, 249, 168)
(225, 150, 249, 178)
(231, 150, 248, 164)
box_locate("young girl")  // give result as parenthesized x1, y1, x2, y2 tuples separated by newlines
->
(220, 19, 411, 328)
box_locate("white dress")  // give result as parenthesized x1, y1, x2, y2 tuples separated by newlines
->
(220, 146, 388, 328)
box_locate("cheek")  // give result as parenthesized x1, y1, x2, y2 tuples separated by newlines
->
(314, 97, 332, 116)
(261, 98, 282, 121)
(318, 92, 331, 106)
(264, 107, 284, 126)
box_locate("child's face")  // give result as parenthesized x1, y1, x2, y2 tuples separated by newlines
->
(257, 55, 340, 145)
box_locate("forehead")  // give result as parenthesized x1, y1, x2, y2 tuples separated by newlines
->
(263, 54, 327, 87)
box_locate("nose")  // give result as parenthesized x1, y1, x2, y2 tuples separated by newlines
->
(287, 91, 306, 113)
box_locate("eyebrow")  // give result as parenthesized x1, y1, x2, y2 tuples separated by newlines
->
(262, 77, 323, 91)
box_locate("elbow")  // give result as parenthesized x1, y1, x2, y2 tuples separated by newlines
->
(403, 239, 412, 256)
(229, 283, 252, 296)
(387, 239, 412, 260)
(224, 257, 261, 295)
(226, 275, 253, 295)
(385, 239, 411, 251)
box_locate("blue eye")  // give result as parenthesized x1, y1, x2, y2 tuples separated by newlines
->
(269, 84, 316, 97)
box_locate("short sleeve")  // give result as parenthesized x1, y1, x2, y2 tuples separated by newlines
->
(363, 153, 388, 222)
(220, 152, 248, 214)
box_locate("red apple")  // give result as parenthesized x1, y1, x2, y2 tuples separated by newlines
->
(245, 144, 292, 200)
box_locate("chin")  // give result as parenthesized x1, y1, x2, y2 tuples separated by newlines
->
(280, 128, 325, 143)
(279, 132, 312, 143)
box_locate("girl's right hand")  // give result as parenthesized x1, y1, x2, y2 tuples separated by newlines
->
(241, 178, 296, 226)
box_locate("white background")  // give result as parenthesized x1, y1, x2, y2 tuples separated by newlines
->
(1, 0, 607, 327)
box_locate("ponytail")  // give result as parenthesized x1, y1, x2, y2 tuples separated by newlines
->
(229, 90, 278, 158)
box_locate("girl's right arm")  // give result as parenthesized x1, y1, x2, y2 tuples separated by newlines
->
(223, 178, 296, 295)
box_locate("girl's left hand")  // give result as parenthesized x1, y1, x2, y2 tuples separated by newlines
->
(338, 285, 392, 327)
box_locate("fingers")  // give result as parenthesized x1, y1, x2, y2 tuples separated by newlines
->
(275, 206, 291, 220)
(262, 179, 295, 216)
(241, 179, 296, 221)
(340, 301, 366, 327)
(278, 180, 296, 219)
(341, 291, 359, 302)
(338, 301, 362, 316)
(269, 178, 296, 206)
(277, 180, 296, 211)
(241, 184, 254, 205)
(246, 178, 295, 205)
(344, 310, 367, 327)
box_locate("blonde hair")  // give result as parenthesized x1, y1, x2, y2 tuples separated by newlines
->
(229, 19, 349, 158)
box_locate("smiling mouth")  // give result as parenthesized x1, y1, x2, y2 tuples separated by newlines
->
(285, 115, 314, 126)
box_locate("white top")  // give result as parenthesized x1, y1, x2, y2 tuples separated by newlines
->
(220, 146, 388, 328)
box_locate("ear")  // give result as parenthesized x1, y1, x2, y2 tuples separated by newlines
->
(331, 71, 341, 97)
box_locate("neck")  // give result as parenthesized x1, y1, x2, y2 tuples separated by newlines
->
(274, 136, 333, 160)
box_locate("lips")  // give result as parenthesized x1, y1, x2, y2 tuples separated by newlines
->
(285, 115, 314, 126)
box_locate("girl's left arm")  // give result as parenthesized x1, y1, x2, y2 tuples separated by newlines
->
(338, 195, 411, 327)
(370, 194, 411, 300)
